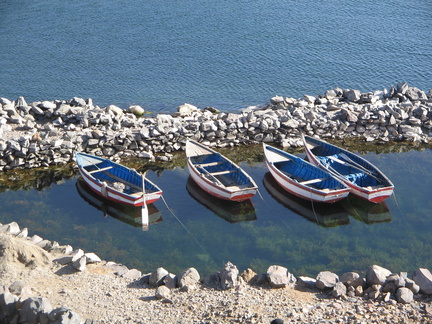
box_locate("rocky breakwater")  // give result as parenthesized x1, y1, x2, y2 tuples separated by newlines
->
(0, 82, 431, 171)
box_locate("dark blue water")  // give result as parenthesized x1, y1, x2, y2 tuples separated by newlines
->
(1, 148, 431, 277)
(1, 0, 431, 112)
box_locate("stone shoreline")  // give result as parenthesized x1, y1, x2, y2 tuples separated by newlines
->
(1, 82, 432, 171)
(2, 221, 432, 323)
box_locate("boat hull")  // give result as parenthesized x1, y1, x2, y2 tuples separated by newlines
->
(76, 152, 162, 207)
(263, 144, 350, 203)
(185, 140, 258, 202)
(265, 160, 349, 203)
(187, 161, 256, 201)
(302, 135, 394, 203)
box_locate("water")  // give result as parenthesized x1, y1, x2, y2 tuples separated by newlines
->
(1, 0, 432, 277)
(1, 0, 431, 112)
(1, 146, 431, 277)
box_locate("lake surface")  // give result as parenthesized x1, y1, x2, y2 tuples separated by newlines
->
(1, 0, 432, 278)
(1, 145, 431, 278)
(1, 0, 431, 112)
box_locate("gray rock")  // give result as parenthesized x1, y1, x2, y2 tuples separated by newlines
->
(178, 103, 198, 117)
(219, 262, 239, 290)
(344, 89, 361, 102)
(149, 267, 169, 287)
(48, 306, 82, 324)
(72, 255, 87, 272)
(19, 297, 52, 324)
(178, 267, 200, 289)
(0, 221, 20, 235)
(395, 287, 414, 304)
(296, 276, 316, 290)
(331, 281, 347, 298)
(155, 286, 171, 300)
(316, 271, 339, 290)
(121, 269, 142, 280)
(163, 273, 177, 290)
(0, 291, 18, 317)
(266, 265, 296, 288)
(366, 265, 391, 286)
(405, 278, 420, 294)
(413, 268, 432, 294)
(8, 280, 29, 296)
(84, 252, 101, 264)
(340, 272, 364, 288)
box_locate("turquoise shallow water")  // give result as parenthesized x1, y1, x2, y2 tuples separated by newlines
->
(1, 0, 431, 112)
(0, 147, 431, 277)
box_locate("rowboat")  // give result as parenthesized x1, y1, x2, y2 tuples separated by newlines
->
(263, 143, 350, 203)
(302, 134, 394, 203)
(186, 176, 257, 223)
(262, 173, 350, 227)
(75, 177, 162, 230)
(185, 140, 258, 202)
(75, 152, 163, 207)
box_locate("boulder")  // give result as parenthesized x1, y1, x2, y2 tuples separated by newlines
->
(121, 269, 142, 280)
(266, 265, 296, 288)
(128, 105, 145, 116)
(155, 286, 171, 300)
(178, 103, 198, 117)
(84, 252, 102, 264)
(296, 276, 316, 290)
(48, 307, 82, 324)
(316, 271, 339, 290)
(344, 89, 361, 102)
(149, 267, 169, 287)
(413, 268, 432, 294)
(340, 272, 364, 288)
(0, 291, 18, 317)
(163, 273, 177, 290)
(366, 265, 391, 286)
(395, 287, 414, 304)
(19, 297, 53, 324)
(331, 281, 347, 298)
(178, 267, 200, 289)
(219, 262, 239, 290)
(72, 255, 87, 272)
(240, 268, 257, 284)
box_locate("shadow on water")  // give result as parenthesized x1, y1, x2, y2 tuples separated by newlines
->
(75, 177, 163, 230)
(185, 176, 257, 223)
(262, 172, 392, 227)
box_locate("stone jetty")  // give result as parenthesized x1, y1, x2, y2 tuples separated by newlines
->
(0, 82, 431, 171)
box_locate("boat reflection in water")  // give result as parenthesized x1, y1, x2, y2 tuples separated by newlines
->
(340, 195, 392, 224)
(186, 177, 257, 223)
(76, 178, 162, 231)
(263, 173, 350, 227)
(263, 173, 392, 227)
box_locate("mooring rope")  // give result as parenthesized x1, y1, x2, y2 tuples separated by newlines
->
(160, 195, 209, 255)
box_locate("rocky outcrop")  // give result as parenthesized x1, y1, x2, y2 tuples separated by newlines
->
(0, 83, 431, 171)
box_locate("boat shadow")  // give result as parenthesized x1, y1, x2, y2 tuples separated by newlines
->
(186, 176, 257, 223)
(263, 173, 391, 227)
(75, 177, 163, 230)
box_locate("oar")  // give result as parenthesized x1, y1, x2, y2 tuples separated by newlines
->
(141, 171, 149, 231)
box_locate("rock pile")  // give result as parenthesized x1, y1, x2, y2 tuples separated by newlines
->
(1, 83, 431, 171)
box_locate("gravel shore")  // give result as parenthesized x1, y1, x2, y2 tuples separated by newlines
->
(1, 232, 432, 324)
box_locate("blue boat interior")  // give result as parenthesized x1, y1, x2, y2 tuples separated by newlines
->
(309, 139, 382, 187)
(273, 157, 346, 190)
(81, 158, 158, 194)
(191, 153, 253, 187)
